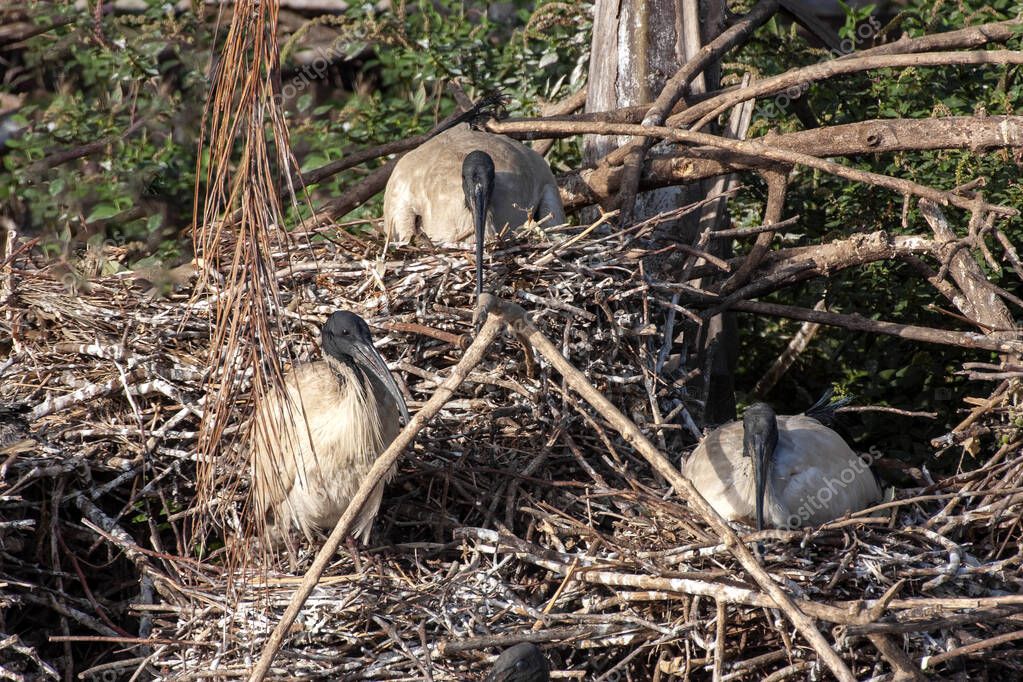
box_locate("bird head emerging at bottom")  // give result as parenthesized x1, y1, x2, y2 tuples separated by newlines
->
(485, 642, 550, 682)
(320, 311, 410, 426)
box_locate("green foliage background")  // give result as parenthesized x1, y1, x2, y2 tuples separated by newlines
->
(726, 0, 1022, 469)
(1, 0, 1020, 469)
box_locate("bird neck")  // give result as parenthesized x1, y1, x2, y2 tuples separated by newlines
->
(326, 354, 393, 414)
(323, 355, 386, 452)
(325, 354, 357, 386)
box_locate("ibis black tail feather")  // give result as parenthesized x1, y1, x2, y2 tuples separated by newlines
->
(804, 387, 853, 427)
(433, 91, 508, 138)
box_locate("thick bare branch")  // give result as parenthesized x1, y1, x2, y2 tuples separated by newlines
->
(853, 18, 1022, 57)
(919, 199, 1016, 351)
(556, 115, 1023, 210)
(672, 50, 1023, 130)
(488, 119, 1018, 216)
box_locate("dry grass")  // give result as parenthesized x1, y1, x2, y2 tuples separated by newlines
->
(192, 0, 304, 556)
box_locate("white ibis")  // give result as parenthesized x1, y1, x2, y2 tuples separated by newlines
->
(382, 122, 565, 249)
(485, 643, 550, 682)
(249, 311, 409, 546)
(683, 399, 881, 530)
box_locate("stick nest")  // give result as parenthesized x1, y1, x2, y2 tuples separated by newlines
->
(2, 223, 1022, 681)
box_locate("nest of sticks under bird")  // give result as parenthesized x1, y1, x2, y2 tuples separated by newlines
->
(2, 214, 1022, 681)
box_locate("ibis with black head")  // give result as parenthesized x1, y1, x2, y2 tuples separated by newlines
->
(383, 123, 565, 297)
(485, 643, 550, 682)
(683, 397, 881, 530)
(462, 149, 495, 298)
(249, 311, 409, 546)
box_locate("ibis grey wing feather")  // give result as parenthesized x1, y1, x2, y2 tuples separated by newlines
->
(350, 373, 404, 542)
(381, 174, 419, 243)
(771, 415, 882, 527)
(251, 361, 402, 541)
(485, 132, 562, 230)
(683, 420, 757, 524)
(250, 362, 334, 537)
(384, 129, 477, 243)
(537, 182, 566, 226)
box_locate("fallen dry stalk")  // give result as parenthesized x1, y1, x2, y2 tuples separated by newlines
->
(247, 313, 506, 682)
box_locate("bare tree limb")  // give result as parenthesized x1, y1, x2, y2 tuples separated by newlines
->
(673, 50, 1023, 131)
(25, 118, 147, 174)
(918, 199, 1016, 354)
(556, 116, 1023, 211)
(720, 169, 788, 293)
(752, 299, 826, 399)
(851, 18, 1022, 58)
(615, 0, 780, 223)
(532, 87, 588, 156)
(488, 119, 1017, 217)
(728, 300, 1023, 354)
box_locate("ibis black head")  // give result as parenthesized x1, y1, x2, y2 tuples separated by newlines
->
(463, 150, 496, 299)
(321, 311, 410, 425)
(485, 643, 550, 682)
(742, 402, 779, 532)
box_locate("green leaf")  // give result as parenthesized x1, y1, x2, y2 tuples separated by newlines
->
(86, 203, 121, 222)
(412, 81, 427, 114)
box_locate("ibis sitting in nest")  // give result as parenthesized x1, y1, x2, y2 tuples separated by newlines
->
(383, 122, 565, 298)
(249, 311, 409, 546)
(683, 395, 881, 530)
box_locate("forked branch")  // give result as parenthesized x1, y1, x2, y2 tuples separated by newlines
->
(474, 294, 858, 682)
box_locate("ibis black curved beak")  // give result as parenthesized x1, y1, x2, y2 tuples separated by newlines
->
(462, 150, 496, 299)
(743, 403, 779, 532)
(349, 338, 410, 426)
(472, 184, 488, 297)
(750, 431, 770, 532)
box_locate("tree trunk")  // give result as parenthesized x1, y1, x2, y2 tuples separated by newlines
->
(585, 0, 737, 424)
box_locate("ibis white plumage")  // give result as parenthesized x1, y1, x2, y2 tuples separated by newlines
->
(249, 311, 409, 545)
(683, 400, 881, 530)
